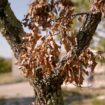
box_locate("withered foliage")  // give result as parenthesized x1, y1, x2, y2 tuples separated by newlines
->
(91, 0, 105, 15)
(18, 0, 103, 86)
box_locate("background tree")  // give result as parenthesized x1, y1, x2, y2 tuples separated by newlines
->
(0, 57, 11, 73)
(0, 0, 105, 105)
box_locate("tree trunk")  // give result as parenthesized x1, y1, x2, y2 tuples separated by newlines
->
(34, 86, 64, 105)
(30, 79, 64, 105)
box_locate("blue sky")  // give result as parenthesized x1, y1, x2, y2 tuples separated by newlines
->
(0, 0, 31, 58)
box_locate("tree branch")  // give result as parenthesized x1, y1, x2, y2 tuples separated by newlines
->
(76, 11, 102, 54)
(50, 12, 89, 22)
(0, 0, 25, 58)
(49, 11, 102, 85)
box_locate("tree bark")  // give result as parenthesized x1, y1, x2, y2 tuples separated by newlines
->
(34, 87, 64, 105)
(31, 84, 64, 105)
(0, 0, 24, 58)
(28, 67, 64, 105)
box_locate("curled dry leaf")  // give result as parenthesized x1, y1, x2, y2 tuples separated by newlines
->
(91, 0, 105, 16)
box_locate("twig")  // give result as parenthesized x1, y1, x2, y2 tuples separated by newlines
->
(50, 12, 89, 22)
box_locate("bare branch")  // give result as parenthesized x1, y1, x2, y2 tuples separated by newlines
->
(76, 11, 102, 54)
(50, 12, 89, 22)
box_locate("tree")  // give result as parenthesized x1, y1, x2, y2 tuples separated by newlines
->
(0, 57, 11, 73)
(0, 0, 105, 105)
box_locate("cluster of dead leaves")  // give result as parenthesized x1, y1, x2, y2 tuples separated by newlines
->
(63, 49, 97, 86)
(19, 33, 61, 77)
(91, 0, 105, 15)
(19, 0, 98, 86)
(23, 0, 74, 30)
(20, 0, 75, 77)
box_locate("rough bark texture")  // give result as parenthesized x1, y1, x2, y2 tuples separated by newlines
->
(29, 79, 64, 105)
(28, 67, 64, 105)
(76, 11, 102, 54)
(0, 0, 102, 105)
(0, 0, 24, 58)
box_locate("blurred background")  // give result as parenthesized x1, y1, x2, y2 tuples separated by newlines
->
(0, 0, 105, 105)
